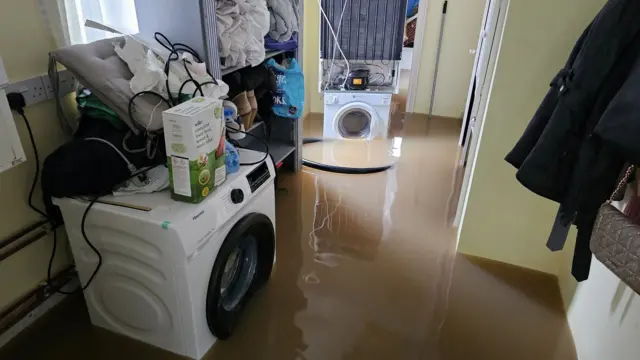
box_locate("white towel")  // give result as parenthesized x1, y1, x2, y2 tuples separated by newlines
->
(217, 0, 270, 69)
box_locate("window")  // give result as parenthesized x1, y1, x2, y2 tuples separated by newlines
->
(41, 0, 139, 46)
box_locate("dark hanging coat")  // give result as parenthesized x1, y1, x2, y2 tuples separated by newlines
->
(505, 0, 640, 281)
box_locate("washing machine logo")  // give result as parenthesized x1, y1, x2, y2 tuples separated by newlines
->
(192, 210, 205, 221)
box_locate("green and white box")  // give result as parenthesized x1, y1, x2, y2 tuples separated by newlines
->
(163, 97, 226, 204)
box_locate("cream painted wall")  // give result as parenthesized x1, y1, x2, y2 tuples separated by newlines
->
(303, 1, 322, 115)
(303, 0, 484, 117)
(457, 0, 606, 274)
(0, 0, 71, 310)
(413, 0, 485, 117)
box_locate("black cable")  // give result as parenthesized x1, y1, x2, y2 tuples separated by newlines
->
(182, 59, 204, 97)
(47, 165, 162, 294)
(127, 90, 172, 131)
(18, 111, 49, 219)
(226, 125, 270, 166)
(301, 138, 393, 174)
(49, 198, 101, 295)
(151, 31, 217, 105)
(191, 81, 218, 98)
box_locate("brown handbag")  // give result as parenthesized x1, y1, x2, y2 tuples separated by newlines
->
(590, 166, 640, 293)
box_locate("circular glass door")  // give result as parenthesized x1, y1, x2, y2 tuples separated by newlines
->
(218, 235, 258, 311)
(337, 108, 373, 138)
(206, 213, 275, 340)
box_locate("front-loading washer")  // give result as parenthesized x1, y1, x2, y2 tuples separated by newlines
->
(53, 149, 276, 359)
(323, 91, 392, 140)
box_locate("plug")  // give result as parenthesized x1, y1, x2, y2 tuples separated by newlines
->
(6, 92, 26, 115)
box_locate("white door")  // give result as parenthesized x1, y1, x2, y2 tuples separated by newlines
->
(453, 0, 508, 228)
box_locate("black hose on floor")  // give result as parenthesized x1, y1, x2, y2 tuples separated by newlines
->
(302, 138, 394, 174)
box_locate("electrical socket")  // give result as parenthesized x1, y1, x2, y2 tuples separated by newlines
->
(42, 70, 77, 100)
(4, 76, 48, 106)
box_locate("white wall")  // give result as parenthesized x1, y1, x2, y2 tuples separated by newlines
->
(561, 257, 640, 360)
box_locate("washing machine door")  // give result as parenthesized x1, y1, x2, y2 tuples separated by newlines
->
(206, 213, 275, 339)
(334, 102, 378, 139)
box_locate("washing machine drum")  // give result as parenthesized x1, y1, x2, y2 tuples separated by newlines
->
(335, 102, 377, 139)
(206, 213, 275, 339)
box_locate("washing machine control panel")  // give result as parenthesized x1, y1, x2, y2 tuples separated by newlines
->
(246, 162, 271, 193)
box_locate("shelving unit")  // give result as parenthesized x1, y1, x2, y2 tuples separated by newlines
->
(236, 117, 297, 166)
(135, 0, 304, 171)
(221, 50, 287, 76)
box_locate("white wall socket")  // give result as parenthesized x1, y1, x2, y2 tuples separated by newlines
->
(3, 70, 76, 107)
(4, 76, 48, 106)
(41, 70, 76, 100)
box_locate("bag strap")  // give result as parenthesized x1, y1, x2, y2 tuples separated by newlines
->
(608, 165, 636, 203)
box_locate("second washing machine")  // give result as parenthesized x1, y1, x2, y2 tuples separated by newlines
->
(323, 91, 392, 140)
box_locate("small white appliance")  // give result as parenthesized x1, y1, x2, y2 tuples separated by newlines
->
(323, 91, 392, 140)
(53, 149, 276, 359)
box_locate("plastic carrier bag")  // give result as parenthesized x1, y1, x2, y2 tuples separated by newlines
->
(265, 58, 304, 119)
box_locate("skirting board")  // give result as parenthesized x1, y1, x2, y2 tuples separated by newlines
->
(0, 279, 79, 349)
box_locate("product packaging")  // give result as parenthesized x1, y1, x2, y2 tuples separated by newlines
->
(163, 97, 226, 203)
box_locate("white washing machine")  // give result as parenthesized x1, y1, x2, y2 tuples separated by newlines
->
(323, 91, 392, 140)
(53, 149, 276, 359)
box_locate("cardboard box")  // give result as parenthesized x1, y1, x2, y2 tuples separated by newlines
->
(163, 97, 226, 204)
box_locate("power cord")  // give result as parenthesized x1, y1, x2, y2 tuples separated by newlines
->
(5, 92, 101, 293)
(47, 165, 160, 295)
(6, 93, 49, 219)
(226, 125, 270, 166)
(126, 32, 220, 157)
(48, 198, 101, 294)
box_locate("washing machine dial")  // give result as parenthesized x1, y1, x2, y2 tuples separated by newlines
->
(230, 189, 244, 204)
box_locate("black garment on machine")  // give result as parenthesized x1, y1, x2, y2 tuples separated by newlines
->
(41, 116, 165, 224)
(505, 0, 640, 281)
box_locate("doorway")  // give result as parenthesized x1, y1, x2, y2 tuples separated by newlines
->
(396, 0, 423, 115)
(453, 0, 509, 228)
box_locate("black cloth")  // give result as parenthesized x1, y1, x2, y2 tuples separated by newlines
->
(42, 116, 165, 224)
(505, 0, 640, 281)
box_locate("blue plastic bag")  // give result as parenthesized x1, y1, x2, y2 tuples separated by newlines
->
(265, 58, 304, 119)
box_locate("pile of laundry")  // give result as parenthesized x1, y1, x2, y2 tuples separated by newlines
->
(216, 0, 270, 70)
(265, 0, 299, 50)
(42, 34, 233, 224)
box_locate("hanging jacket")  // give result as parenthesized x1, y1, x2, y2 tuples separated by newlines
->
(505, 0, 640, 281)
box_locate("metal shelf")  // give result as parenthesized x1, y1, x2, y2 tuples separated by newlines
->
(242, 138, 295, 165)
(221, 50, 287, 76)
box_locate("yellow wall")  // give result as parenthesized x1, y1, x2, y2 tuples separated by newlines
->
(303, 0, 322, 115)
(0, 0, 71, 310)
(303, 0, 485, 117)
(457, 0, 605, 274)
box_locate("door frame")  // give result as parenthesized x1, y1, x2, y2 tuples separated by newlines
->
(453, 0, 510, 231)
(458, 0, 494, 146)
(406, 0, 429, 113)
